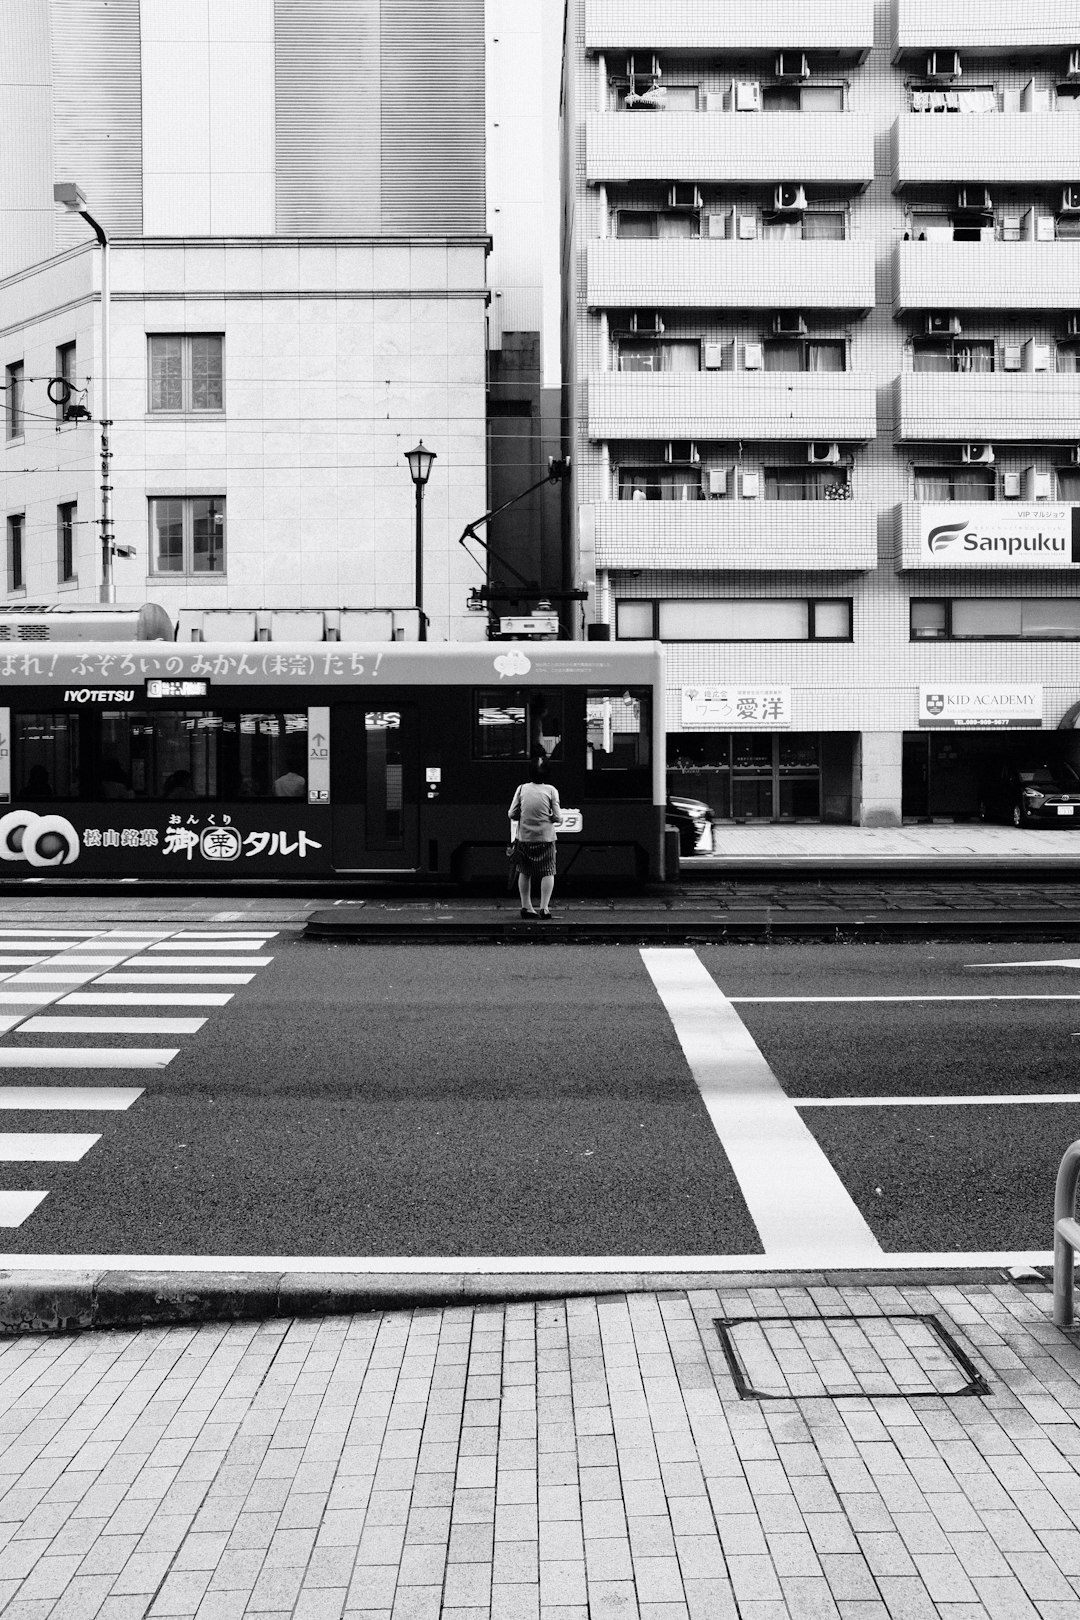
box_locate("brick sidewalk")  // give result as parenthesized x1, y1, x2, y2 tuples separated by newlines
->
(2, 1282, 1080, 1619)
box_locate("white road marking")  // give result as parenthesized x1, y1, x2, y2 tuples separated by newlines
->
(59, 993, 232, 1007)
(128, 956, 272, 968)
(0, 992, 64, 1005)
(0, 930, 96, 937)
(0, 1087, 142, 1109)
(0, 1016, 23, 1033)
(5, 973, 102, 984)
(968, 958, 1080, 969)
(0, 1192, 47, 1227)
(147, 940, 274, 952)
(798, 1093, 1080, 1107)
(94, 973, 255, 985)
(0, 1049, 177, 1068)
(18, 1016, 206, 1035)
(640, 948, 881, 1265)
(173, 931, 278, 939)
(0, 957, 49, 966)
(0, 1133, 99, 1161)
(729, 994, 1080, 1003)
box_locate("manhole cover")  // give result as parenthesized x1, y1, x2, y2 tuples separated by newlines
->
(713, 1313, 989, 1401)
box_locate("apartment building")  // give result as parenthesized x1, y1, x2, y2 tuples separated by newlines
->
(0, 0, 488, 640)
(563, 0, 1080, 824)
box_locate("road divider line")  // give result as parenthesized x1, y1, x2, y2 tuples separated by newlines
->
(797, 1093, 1080, 1107)
(640, 948, 882, 1265)
(0, 1132, 99, 1161)
(16, 1016, 206, 1035)
(729, 994, 1080, 1003)
(0, 1087, 142, 1110)
(94, 973, 255, 985)
(0, 1048, 177, 1068)
(0, 1191, 47, 1227)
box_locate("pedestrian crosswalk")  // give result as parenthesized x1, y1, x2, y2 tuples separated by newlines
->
(0, 925, 279, 1227)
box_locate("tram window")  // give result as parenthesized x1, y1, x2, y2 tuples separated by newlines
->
(14, 714, 79, 799)
(586, 689, 651, 773)
(90, 710, 307, 799)
(474, 690, 564, 760)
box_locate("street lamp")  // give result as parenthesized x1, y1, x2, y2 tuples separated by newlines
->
(405, 441, 436, 642)
(54, 182, 115, 603)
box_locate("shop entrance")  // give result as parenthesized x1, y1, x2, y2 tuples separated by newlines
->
(902, 730, 1080, 820)
(668, 732, 855, 823)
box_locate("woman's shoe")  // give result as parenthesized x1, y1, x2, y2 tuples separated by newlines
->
(537, 910, 553, 919)
(520, 908, 537, 918)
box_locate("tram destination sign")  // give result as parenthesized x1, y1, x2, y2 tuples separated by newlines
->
(914, 504, 1080, 570)
(918, 684, 1043, 728)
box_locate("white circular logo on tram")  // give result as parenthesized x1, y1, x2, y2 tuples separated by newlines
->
(0, 811, 81, 867)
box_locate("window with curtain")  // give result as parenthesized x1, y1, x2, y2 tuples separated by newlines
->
(1057, 469, 1080, 499)
(764, 84, 844, 111)
(617, 467, 702, 501)
(615, 210, 699, 238)
(912, 340, 994, 373)
(1057, 344, 1080, 373)
(802, 211, 845, 239)
(617, 340, 700, 372)
(764, 468, 848, 501)
(762, 339, 845, 372)
(914, 467, 996, 501)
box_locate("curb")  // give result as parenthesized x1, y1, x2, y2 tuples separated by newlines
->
(0, 1266, 1042, 1336)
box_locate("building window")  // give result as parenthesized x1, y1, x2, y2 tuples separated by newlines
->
(616, 210, 699, 239)
(58, 502, 77, 583)
(7, 514, 24, 591)
(910, 597, 1080, 640)
(617, 339, 700, 373)
(616, 598, 852, 641)
(762, 339, 845, 372)
(618, 466, 702, 500)
(55, 343, 77, 424)
(149, 496, 226, 576)
(764, 467, 849, 501)
(912, 339, 994, 373)
(1058, 343, 1080, 373)
(913, 466, 996, 501)
(763, 84, 845, 112)
(1057, 468, 1080, 500)
(763, 211, 846, 240)
(5, 363, 24, 439)
(148, 335, 224, 413)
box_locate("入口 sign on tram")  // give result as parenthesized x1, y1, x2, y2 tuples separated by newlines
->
(917, 505, 1080, 569)
(918, 684, 1043, 728)
(681, 686, 791, 728)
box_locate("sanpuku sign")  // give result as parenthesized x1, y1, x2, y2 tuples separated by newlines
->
(918, 684, 1043, 728)
(681, 685, 791, 727)
(915, 504, 1080, 570)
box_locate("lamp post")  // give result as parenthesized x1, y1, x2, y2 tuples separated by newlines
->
(405, 441, 436, 641)
(53, 183, 114, 603)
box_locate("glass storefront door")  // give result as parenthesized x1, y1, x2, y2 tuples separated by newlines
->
(668, 733, 828, 822)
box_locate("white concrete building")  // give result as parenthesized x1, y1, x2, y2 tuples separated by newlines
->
(1, 0, 489, 640)
(563, 0, 1080, 824)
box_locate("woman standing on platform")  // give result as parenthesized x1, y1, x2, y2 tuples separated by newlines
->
(508, 754, 561, 919)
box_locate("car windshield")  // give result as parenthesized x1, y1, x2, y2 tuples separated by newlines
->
(1019, 767, 1067, 786)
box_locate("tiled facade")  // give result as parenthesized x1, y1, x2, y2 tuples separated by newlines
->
(564, 0, 1080, 824)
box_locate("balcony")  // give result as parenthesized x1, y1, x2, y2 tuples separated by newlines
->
(587, 239, 876, 311)
(585, 0, 874, 55)
(894, 375, 1080, 442)
(585, 373, 877, 441)
(586, 498, 878, 572)
(891, 0, 1079, 56)
(892, 114, 1080, 187)
(585, 113, 875, 186)
(894, 241, 1080, 312)
(894, 500, 1080, 570)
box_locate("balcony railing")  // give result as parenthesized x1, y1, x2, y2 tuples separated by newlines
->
(894, 375, 1080, 441)
(587, 239, 876, 310)
(894, 240, 1080, 312)
(891, 0, 1079, 55)
(891, 114, 1080, 187)
(587, 497, 878, 571)
(585, 113, 875, 185)
(585, 0, 874, 54)
(586, 372, 878, 441)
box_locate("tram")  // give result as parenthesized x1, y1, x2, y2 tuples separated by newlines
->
(0, 607, 666, 883)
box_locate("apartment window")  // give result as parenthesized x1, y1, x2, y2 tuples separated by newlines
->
(1057, 84, 1080, 112)
(1058, 343, 1080, 373)
(149, 497, 226, 576)
(616, 210, 698, 239)
(914, 466, 996, 501)
(57, 502, 77, 583)
(616, 598, 851, 641)
(764, 467, 849, 501)
(910, 86, 996, 112)
(763, 84, 845, 112)
(1057, 468, 1080, 499)
(762, 211, 846, 240)
(912, 339, 994, 373)
(7, 514, 24, 591)
(911, 597, 1080, 640)
(148, 335, 224, 413)
(763, 339, 845, 372)
(55, 343, 76, 424)
(617, 339, 700, 373)
(6, 363, 24, 439)
(618, 466, 702, 501)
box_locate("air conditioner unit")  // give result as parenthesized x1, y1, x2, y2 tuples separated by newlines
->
(1071, 445, 1080, 465)
(630, 311, 664, 334)
(729, 79, 762, 112)
(956, 188, 992, 213)
(1002, 344, 1023, 371)
(707, 467, 728, 497)
(1023, 467, 1053, 500)
(1067, 315, 1080, 337)
(961, 444, 995, 464)
(926, 51, 961, 81)
(1062, 186, 1080, 214)
(722, 208, 757, 239)
(1001, 472, 1022, 499)
(703, 343, 725, 370)
(742, 342, 764, 370)
(807, 442, 841, 465)
(775, 52, 810, 81)
(664, 441, 699, 463)
(1023, 340, 1051, 372)
(736, 470, 760, 498)
(772, 311, 808, 337)
(926, 313, 962, 336)
(773, 184, 807, 214)
(669, 183, 702, 210)
(1067, 49, 1080, 80)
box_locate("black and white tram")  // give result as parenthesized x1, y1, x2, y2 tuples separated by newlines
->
(0, 608, 666, 882)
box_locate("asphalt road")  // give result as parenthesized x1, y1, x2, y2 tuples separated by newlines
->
(1, 932, 1078, 1260)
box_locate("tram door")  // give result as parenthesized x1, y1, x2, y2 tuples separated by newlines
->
(331, 704, 419, 869)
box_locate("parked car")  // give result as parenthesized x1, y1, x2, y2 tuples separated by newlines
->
(981, 761, 1080, 827)
(666, 795, 715, 855)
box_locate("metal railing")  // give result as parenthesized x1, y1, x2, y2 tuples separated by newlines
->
(1053, 1139, 1080, 1324)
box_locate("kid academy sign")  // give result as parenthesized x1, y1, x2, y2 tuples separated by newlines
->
(916, 505, 1080, 569)
(918, 685, 1043, 728)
